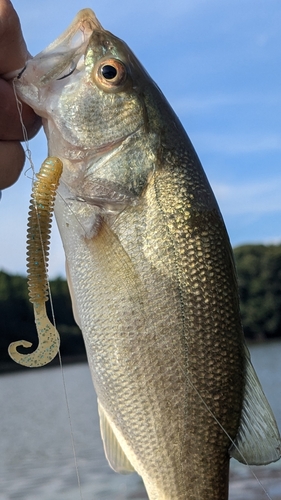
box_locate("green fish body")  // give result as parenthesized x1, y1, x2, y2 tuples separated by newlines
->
(15, 9, 281, 499)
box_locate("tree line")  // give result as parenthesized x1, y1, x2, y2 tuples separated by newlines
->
(233, 244, 281, 340)
(1, 243, 281, 370)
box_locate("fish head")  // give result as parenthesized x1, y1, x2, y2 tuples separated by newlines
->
(15, 9, 160, 195)
(15, 9, 100, 113)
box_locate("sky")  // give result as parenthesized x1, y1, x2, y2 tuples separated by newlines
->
(1, 0, 281, 278)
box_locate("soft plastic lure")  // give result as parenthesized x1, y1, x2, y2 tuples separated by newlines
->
(8, 157, 63, 367)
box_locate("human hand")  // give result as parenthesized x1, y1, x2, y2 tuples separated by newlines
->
(0, 0, 41, 189)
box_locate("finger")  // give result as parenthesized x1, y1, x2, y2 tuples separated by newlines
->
(0, 0, 28, 74)
(0, 140, 25, 189)
(0, 78, 41, 140)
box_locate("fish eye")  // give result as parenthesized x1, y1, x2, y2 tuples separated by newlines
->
(94, 58, 127, 91)
(101, 65, 117, 80)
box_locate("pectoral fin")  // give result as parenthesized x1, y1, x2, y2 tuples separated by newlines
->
(98, 401, 135, 474)
(230, 346, 281, 465)
(65, 259, 82, 329)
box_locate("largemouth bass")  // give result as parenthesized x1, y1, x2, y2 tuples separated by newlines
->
(15, 9, 280, 500)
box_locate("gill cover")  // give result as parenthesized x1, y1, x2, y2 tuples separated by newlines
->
(8, 157, 63, 367)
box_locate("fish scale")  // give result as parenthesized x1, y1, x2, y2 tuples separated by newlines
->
(144, 164, 244, 498)
(14, 8, 281, 499)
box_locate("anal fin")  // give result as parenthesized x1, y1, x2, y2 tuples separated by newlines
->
(98, 401, 135, 474)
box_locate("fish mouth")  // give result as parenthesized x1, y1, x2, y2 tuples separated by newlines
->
(16, 9, 102, 87)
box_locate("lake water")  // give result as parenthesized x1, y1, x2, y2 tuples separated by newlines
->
(0, 342, 280, 500)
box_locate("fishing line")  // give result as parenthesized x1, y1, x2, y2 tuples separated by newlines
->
(12, 81, 84, 500)
(151, 175, 275, 500)
(165, 282, 275, 499)
(156, 304, 275, 499)
(158, 262, 273, 497)
(57, 350, 84, 499)
(12, 80, 36, 181)
(62, 181, 275, 500)
(45, 165, 274, 500)
(197, 247, 276, 500)
(182, 364, 273, 500)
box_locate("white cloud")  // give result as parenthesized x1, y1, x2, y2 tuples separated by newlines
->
(193, 132, 281, 155)
(172, 92, 281, 115)
(213, 177, 281, 216)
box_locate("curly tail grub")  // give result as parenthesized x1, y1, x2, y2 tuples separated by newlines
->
(8, 157, 63, 367)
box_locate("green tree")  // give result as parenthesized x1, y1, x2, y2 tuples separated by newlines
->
(234, 244, 281, 340)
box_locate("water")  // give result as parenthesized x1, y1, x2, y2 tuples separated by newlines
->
(229, 342, 281, 500)
(0, 342, 280, 499)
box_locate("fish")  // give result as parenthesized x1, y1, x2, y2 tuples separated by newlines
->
(14, 8, 281, 500)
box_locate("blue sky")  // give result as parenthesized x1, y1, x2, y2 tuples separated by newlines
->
(1, 0, 281, 277)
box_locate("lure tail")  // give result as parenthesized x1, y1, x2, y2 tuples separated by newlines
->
(8, 157, 63, 367)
